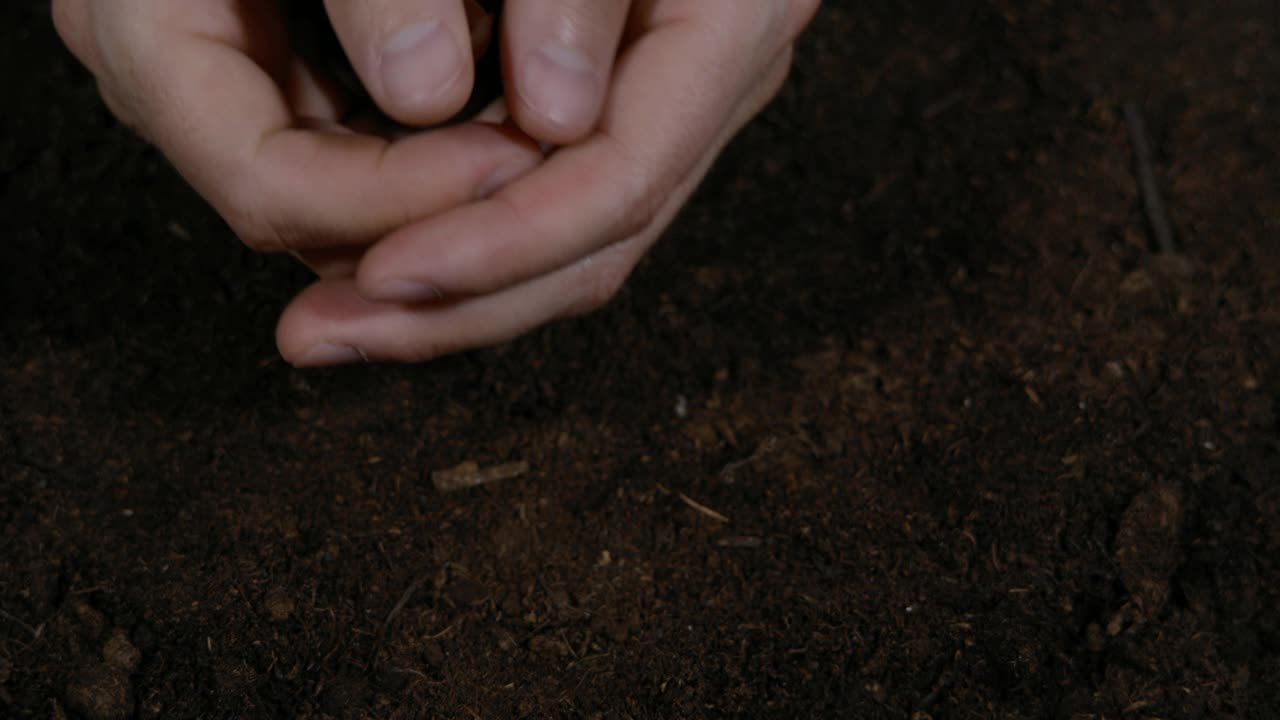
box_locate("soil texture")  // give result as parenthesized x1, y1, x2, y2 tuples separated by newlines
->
(2, 1, 1279, 718)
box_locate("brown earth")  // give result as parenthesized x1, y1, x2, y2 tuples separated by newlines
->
(2, 1, 1279, 718)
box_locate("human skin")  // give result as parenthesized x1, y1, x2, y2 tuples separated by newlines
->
(280, 0, 508, 129)
(52, 0, 821, 366)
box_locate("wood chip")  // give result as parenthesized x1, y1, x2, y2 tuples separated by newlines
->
(677, 493, 731, 523)
(433, 460, 529, 493)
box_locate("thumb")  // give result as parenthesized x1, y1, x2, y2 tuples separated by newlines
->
(321, 0, 480, 126)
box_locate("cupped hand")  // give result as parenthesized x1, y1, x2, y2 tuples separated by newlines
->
(52, 0, 544, 277)
(276, 0, 821, 366)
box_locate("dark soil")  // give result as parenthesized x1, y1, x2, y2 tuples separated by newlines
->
(3, 2, 1279, 718)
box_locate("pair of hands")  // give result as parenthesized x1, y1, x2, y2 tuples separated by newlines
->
(53, 0, 820, 366)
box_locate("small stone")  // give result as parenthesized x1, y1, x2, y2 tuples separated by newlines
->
(1113, 482, 1185, 620)
(64, 663, 134, 720)
(103, 629, 141, 672)
(264, 589, 295, 622)
(71, 600, 106, 637)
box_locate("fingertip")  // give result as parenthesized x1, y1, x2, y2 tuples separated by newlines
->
(275, 282, 371, 367)
(377, 20, 474, 124)
(290, 343, 368, 368)
(510, 42, 604, 143)
(500, 0, 632, 145)
(322, 1, 478, 127)
(275, 289, 319, 367)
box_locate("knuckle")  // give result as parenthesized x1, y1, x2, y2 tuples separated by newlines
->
(233, 223, 281, 254)
(220, 173, 311, 254)
(595, 138, 668, 241)
(611, 167, 665, 241)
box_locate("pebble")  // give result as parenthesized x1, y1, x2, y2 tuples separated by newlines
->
(264, 589, 295, 622)
(64, 663, 134, 720)
(102, 629, 141, 672)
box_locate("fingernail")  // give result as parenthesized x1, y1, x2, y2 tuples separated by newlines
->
(520, 43, 599, 129)
(296, 343, 367, 368)
(375, 279, 443, 303)
(380, 21, 463, 109)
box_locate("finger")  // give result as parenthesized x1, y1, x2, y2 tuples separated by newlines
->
(134, 34, 542, 252)
(501, 0, 631, 144)
(293, 246, 367, 279)
(323, 0, 474, 126)
(51, 0, 99, 72)
(356, 5, 786, 301)
(277, 238, 646, 366)
(57, 2, 339, 135)
(285, 55, 351, 123)
(278, 49, 795, 366)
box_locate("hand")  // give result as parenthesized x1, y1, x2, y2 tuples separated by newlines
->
(52, 0, 544, 278)
(276, 0, 821, 366)
(317, 0, 631, 144)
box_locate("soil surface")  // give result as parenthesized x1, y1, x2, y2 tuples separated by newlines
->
(3, 2, 1279, 718)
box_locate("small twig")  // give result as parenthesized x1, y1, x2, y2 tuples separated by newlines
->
(382, 575, 428, 635)
(569, 653, 614, 668)
(369, 572, 431, 668)
(1122, 699, 1157, 714)
(0, 608, 43, 639)
(677, 493, 731, 523)
(424, 620, 461, 641)
(387, 666, 431, 681)
(433, 460, 529, 493)
(916, 670, 956, 712)
(922, 89, 967, 120)
(1123, 101, 1178, 254)
(719, 437, 780, 482)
